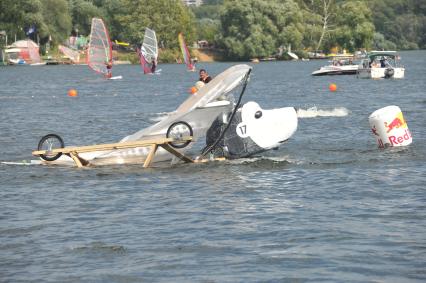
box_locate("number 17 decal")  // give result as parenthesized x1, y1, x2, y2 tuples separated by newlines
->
(236, 122, 249, 138)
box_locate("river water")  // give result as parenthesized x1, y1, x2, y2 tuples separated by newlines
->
(0, 51, 425, 282)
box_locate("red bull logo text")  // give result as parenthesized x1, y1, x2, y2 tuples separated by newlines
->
(376, 129, 412, 148)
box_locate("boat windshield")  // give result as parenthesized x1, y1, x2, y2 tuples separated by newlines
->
(331, 57, 355, 66)
(361, 54, 398, 69)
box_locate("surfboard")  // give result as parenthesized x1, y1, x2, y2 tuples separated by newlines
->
(108, 75, 123, 80)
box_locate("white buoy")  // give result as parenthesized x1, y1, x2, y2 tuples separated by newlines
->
(369, 105, 412, 148)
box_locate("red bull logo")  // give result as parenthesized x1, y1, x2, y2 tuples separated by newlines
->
(384, 112, 407, 133)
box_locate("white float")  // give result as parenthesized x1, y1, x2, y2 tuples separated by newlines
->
(369, 105, 412, 148)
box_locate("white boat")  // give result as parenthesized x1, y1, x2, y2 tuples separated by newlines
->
(30, 62, 47, 66)
(357, 51, 405, 79)
(287, 51, 299, 60)
(312, 55, 359, 76)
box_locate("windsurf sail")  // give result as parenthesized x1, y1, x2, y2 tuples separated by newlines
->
(178, 33, 194, 71)
(27, 40, 41, 64)
(138, 28, 158, 74)
(87, 18, 113, 77)
(58, 45, 80, 63)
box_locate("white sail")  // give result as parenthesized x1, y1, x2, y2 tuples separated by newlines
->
(141, 28, 158, 63)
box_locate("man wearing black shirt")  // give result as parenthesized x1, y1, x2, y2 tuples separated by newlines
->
(199, 69, 212, 83)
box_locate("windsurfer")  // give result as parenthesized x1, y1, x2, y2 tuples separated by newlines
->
(190, 59, 196, 71)
(105, 61, 112, 78)
(199, 69, 212, 84)
(151, 59, 157, 73)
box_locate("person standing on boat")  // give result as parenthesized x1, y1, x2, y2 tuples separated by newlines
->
(199, 69, 212, 84)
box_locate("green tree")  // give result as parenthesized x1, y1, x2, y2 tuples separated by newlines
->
(87, 0, 127, 41)
(332, 1, 374, 52)
(116, 0, 196, 49)
(218, 0, 304, 60)
(40, 0, 72, 44)
(299, 0, 337, 52)
(196, 18, 220, 44)
(0, 0, 44, 42)
(68, 0, 104, 36)
(367, 0, 425, 49)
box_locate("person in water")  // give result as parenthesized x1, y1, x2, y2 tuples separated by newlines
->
(199, 69, 212, 83)
(105, 61, 112, 78)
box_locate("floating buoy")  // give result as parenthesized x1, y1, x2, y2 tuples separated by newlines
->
(68, 89, 78, 97)
(329, 83, 337, 92)
(189, 86, 197, 94)
(369, 105, 412, 148)
(195, 81, 205, 90)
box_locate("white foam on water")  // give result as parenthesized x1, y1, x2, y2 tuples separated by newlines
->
(226, 155, 298, 165)
(297, 106, 349, 118)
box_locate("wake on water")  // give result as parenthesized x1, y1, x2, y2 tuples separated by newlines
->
(296, 106, 349, 118)
(150, 106, 349, 123)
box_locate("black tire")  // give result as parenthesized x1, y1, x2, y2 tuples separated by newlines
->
(37, 134, 64, 161)
(166, 121, 193, 149)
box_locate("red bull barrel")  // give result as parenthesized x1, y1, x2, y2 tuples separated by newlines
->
(369, 105, 412, 148)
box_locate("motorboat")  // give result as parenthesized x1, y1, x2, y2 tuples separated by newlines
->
(357, 51, 404, 79)
(311, 55, 359, 76)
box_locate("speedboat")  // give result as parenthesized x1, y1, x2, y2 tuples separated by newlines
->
(312, 55, 359, 76)
(357, 51, 405, 79)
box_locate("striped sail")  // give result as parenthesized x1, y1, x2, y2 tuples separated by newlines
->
(87, 18, 112, 76)
(178, 33, 194, 71)
(139, 28, 158, 74)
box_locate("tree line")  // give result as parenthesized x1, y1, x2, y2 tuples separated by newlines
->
(0, 0, 424, 61)
(197, 0, 426, 59)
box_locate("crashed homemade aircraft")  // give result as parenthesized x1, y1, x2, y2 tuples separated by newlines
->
(33, 64, 298, 167)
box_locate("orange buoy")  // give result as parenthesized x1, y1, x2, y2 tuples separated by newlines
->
(329, 83, 337, 92)
(68, 89, 78, 97)
(189, 86, 197, 94)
